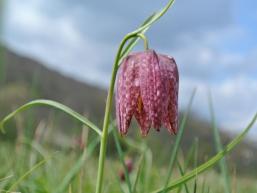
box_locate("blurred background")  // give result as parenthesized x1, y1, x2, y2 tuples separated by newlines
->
(0, 0, 257, 189)
(1, 0, 257, 137)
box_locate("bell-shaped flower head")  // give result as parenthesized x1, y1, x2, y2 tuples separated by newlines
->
(115, 50, 179, 136)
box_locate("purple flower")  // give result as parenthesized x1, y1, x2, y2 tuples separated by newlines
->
(115, 50, 179, 136)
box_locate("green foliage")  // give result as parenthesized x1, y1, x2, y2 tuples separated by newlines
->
(0, 111, 256, 193)
(2, 46, 257, 176)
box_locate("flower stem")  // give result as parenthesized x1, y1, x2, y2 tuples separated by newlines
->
(137, 33, 149, 50)
(95, 33, 146, 193)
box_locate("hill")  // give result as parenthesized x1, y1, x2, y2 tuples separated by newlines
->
(0, 46, 256, 176)
(1, 47, 106, 120)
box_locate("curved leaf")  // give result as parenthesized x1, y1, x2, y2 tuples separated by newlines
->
(119, 0, 176, 61)
(130, 0, 175, 35)
(0, 99, 102, 136)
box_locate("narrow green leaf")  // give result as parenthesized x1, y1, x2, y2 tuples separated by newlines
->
(130, 0, 176, 35)
(176, 142, 198, 193)
(119, 0, 176, 62)
(132, 156, 144, 193)
(54, 147, 88, 193)
(185, 138, 198, 170)
(162, 89, 196, 193)
(113, 129, 132, 193)
(193, 139, 199, 193)
(177, 162, 190, 193)
(0, 99, 102, 136)
(193, 180, 197, 193)
(151, 112, 257, 193)
(209, 92, 231, 193)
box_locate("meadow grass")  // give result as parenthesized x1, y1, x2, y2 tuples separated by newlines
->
(0, 92, 256, 193)
(0, 130, 256, 193)
(1, 0, 257, 192)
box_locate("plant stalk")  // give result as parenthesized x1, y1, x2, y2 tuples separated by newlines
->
(95, 33, 146, 193)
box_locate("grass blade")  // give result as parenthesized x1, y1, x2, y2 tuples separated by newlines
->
(176, 140, 198, 193)
(0, 99, 102, 136)
(209, 92, 231, 193)
(55, 141, 97, 193)
(55, 124, 115, 193)
(193, 180, 197, 193)
(185, 138, 198, 170)
(132, 155, 144, 193)
(162, 89, 196, 193)
(193, 138, 199, 193)
(7, 152, 57, 192)
(113, 129, 132, 193)
(177, 162, 190, 193)
(151, 112, 257, 193)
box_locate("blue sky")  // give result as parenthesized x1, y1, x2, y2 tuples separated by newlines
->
(1, 0, 257, 140)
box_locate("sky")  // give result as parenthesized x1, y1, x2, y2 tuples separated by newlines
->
(1, 0, 257, 140)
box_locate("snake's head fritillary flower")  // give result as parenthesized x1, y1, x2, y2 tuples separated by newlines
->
(115, 49, 179, 136)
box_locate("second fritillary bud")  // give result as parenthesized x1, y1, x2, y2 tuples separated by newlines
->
(115, 49, 179, 136)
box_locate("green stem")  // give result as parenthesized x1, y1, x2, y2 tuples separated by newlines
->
(137, 33, 149, 50)
(95, 33, 148, 193)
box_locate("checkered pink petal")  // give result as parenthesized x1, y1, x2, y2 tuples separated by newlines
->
(115, 50, 179, 136)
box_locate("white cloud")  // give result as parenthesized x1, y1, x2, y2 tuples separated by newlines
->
(179, 76, 257, 140)
(3, 0, 116, 86)
(172, 28, 257, 140)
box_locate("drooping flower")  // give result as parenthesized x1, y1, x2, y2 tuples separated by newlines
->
(115, 49, 179, 136)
